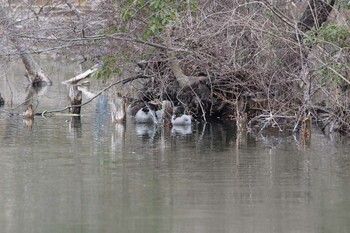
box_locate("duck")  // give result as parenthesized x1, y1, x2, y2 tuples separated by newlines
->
(149, 99, 175, 127)
(148, 99, 165, 119)
(172, 114, 192, 125)
(171, 106, 192, 125)
(155, 108, 163, 121)
(127, 100, 145, 116)
(135, 107, 158, 123)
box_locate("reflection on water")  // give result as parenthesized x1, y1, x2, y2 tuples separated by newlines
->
(172, 124, 192, 135)
(68, 116, 82, 139)
(135, 123, 157, 138)
(1, 59, 350, 233)
(1, 112, 350, 233)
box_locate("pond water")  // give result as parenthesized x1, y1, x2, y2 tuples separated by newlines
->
(1, 59, 350, 233)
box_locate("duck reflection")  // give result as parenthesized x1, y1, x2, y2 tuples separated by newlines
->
(171, 124, 192, 135)
(135, 123, 157, 138)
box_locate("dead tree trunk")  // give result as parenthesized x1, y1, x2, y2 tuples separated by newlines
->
(0, 4, 52, 86)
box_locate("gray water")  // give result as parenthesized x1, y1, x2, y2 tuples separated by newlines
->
(1, 59, 350, 233)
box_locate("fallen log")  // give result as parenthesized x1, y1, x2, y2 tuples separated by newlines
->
(15, 43, 53, 86)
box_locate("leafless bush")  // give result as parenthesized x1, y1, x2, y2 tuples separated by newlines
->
(118, 1, 307, 125)
(2, 0, 349, 133)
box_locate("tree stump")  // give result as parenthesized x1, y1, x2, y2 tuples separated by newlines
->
(68, 85, 82, 114)
(162, 100, 173, 128)
(110, 94, 126, 123)
(23, 104, 34, 119)
(300, 111, 312, 144)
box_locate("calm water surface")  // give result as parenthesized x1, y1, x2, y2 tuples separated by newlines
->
(1, 59, 350, 233)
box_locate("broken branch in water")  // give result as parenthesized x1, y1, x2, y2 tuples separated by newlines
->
(62, 63, 102, 85)
(37, 74, 150, 116)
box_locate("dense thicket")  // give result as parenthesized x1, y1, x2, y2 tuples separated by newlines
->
(1, 0, 350, 134)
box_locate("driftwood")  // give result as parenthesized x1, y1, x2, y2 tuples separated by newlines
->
(62, 64, 101, 85)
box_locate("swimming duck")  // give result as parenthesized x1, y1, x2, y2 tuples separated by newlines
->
(148, 100, 165, 119)
(172, 114, 192, 125)
(149, 100, 175, 127)
(127, 100, 145, 116)
(135, 107, 158, 123)
(171, 106, 192, 125)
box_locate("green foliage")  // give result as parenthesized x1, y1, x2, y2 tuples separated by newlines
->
(120, 0, 198, 37)
(318, 23, 350, 47)
(304, 23, 350, 48)
(301, 21, 350, 85)
(303, 30, 317, 47)
(93, 55, 122, 79)
(338, 0, 350, 9)
(93, 1, 199, 80)
(103, 26, 117, 35)
(317, 62, 347, 86)
(307, 23, 350, 86)
(120, 6, 135, 22)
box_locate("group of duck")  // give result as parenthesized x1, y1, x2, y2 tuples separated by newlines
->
(113, 99, 192, 126)
(132, 100, 192, 126)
